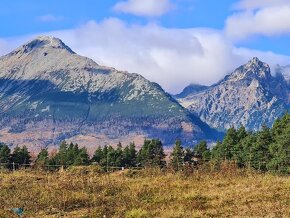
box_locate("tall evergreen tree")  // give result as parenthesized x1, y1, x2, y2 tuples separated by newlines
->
(0, 144, 11, 167)
(123, 142, 137, 167)
(252, 125, 273, 171)
(193, 141, 210, 161)
(267, 114, 290, 173)
(222, 127, 238, 160)
(10, 146, 31, 165)
(92, 146, 103, 164)
(35, 148, 49, 166)
(114, 142, 123, 167)
(74, 147, 90, 166)
(170, 140, 184, 171)
(138, 139, 166, 168)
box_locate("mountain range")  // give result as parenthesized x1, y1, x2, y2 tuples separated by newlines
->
(0, 36, 218, 151)
(175, 57, 290, 131)
(0, 36, 289, 150)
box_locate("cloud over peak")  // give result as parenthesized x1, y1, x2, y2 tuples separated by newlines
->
(226, 1, 290, 40)
(113, 0, 174, 17)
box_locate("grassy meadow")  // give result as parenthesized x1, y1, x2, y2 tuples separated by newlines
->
(0, 166, 289, 218)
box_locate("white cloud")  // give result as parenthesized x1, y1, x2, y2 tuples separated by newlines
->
(234, 0, 290, 10)
(113, 0, 174, 17)
(38, 14, 63, 22)
(234, 47, 290, 69)
(1, 19, 290, 93)
(226, 1, 290, 41)
(50, 19, 290, 93)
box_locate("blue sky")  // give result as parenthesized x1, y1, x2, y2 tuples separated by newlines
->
(1, 1, 233, 35)
(1, 0, 290, 92)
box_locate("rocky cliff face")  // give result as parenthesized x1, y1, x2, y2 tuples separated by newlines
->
(0, 36, 218, 150)
(176, 57, 290, 131)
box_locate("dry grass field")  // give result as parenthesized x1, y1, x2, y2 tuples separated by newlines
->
(0, 166, 289, 217)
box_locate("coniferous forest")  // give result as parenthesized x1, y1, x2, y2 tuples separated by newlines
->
(0, 113, 289, 174)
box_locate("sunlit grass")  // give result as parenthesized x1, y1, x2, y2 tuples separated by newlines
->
(0, 166, 289, 217)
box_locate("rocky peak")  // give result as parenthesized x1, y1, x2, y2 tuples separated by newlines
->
(11, 35, 75, 56)
(175, 58, 289, 131)
(228, 57, 272, 82)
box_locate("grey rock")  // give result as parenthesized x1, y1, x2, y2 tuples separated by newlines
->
(176, 57, 290, 131)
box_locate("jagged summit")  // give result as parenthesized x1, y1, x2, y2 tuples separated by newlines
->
(228, 57, 271, 81)
(176, 58, 289, 131)
(248, 57, 263, 65)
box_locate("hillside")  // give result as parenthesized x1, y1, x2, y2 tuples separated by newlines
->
(0, 36, 218, 150)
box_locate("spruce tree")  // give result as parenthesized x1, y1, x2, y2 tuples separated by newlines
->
(123, 142, 137, 167)
(74, 147, 90, 166)
(56, 141, 69, 165)
(252, 125, 272, 171)
(233, 126, 248, 166)
(114, 142, 123, 167)
(35, 148, 49, 166)
(138, 139, 166, 168)
(194, 141, 210, 161)
(267, 115, 290, 173)
(170, 140, 184, 171)
(222, 127, 238, 160)
(10, 146, 31, 165)
(92, 146, 103, 164)
(0, 143, 10, 164)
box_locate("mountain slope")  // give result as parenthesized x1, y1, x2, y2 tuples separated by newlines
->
(0, 36, 218, 149)
(176, 57, 290, 131)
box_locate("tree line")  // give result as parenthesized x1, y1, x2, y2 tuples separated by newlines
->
(0, 139, 166, 170)
(170, 113, 289, 174)
(0, 113, 289, 173)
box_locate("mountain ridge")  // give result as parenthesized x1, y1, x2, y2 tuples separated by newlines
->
(176, 57, 290, 131)
(0, 36, 220, 150)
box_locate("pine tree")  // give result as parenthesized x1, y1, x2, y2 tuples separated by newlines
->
(233, 126, 249, 166)
(252, 125, 272, 171)
(193, 141, 210, 161)
(92, 146, 103, 164)
(10, 146, 31, 165)
(74, 147, 90, 166)
(107, 145, 116, 167)
(211, 141, 223, 161)
(100, 145, 108, 167)
(170, 140, 184, 171)
(138, 139, 166, 168)
(67, 142, 79, 165)
(222, 127, 238, 160)
(114, 142, 123, 167)
(56, 141, 69, 165)
(0, 143, 11, 166)
(35, 148, 49, 166)
(123, 142, 137, 167)
(240, 133, 257, 168)
(267, 114, 290, 173)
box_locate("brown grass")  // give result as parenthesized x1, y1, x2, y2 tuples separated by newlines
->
(0, 166, 289, 217)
